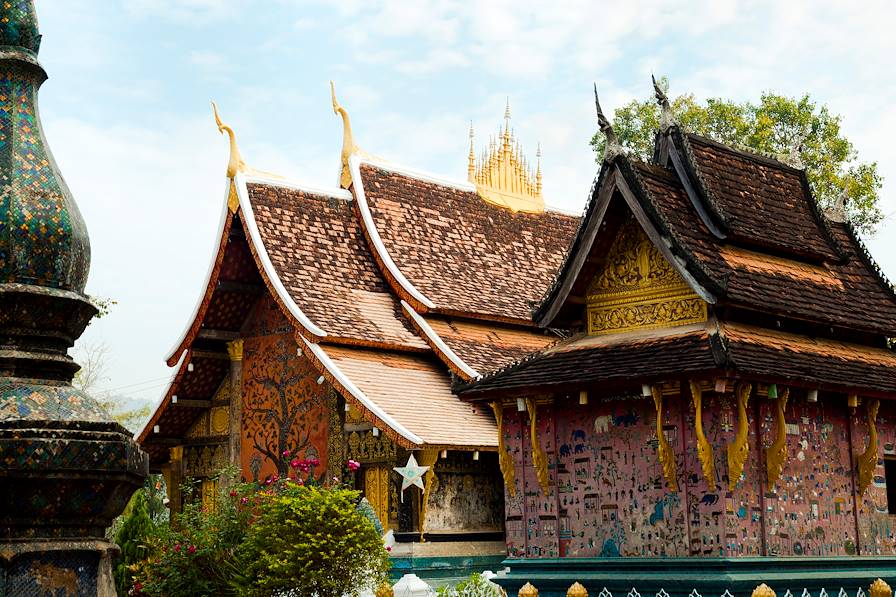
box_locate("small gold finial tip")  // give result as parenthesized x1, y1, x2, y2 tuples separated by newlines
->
(330, 80, 339, 114)
(211, 100, 224, 133)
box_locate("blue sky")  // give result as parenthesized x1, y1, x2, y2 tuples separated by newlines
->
(34, 0, 896, 403)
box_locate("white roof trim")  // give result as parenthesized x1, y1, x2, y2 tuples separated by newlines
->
(164, 181, 232, 363)
(244, 173, 353, 201)
(349, 154, 436, 309)
(401, 301, 480, 379)
(302, 338, 424, 446)
(137, 350, 188, 440)
(236, 173, 328, 337)
(357, 155, 477, 193)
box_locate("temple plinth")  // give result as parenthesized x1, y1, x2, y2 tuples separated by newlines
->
(0, 2, 147, 594)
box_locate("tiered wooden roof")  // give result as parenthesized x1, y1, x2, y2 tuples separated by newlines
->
(138, 103, 577, 466)
(461, 124, 896, 400)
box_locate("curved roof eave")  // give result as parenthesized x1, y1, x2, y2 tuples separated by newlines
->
(137, 349, 189, 443)
(164, 181, 233, 365)
(234, 172, 328, 338)
(401, 300, 480, 380)
(348, 154, 437, 311)
(300, 336, 424, 447)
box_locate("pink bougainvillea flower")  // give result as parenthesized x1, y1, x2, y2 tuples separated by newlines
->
(264, 478, 272, 486)
(347, 459, 360, 471)
(229, 490, 237, 497)
(386, 546, 392, 552)
(240, 497, 249, 505)
(290, 458, 301, 469)
(309, 458, 320, 467)
(188, 545, 196, 554)
(282, 449, 291, 457)
(174, 544, 181, 552)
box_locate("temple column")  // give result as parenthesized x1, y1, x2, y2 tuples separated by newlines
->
(168, 446, 184, 519)
(226, 339, 244, 472)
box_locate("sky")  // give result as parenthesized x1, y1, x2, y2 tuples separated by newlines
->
(32, 0, 896, 405)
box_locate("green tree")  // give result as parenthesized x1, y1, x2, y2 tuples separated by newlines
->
(591, 83, 884, 234)
(235, 485, 390, 597)
(114, 491, 154, 596)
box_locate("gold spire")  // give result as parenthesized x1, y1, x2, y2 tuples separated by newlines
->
(468, 99, 544, 213)
(212, 101, 246, 179)
(331, 81, 358, 189)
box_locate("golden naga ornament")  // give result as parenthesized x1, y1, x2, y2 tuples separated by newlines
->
(331, 81, 359, 189)
(490, 401, 517, 497)
(856, 398, 881, 496)
(415, 450, 440, 542)
(651, 386, 678, 492)
(469, 100, 544, 213)
(870, 578, 892, 597)
(765, 387, 790, 489)
(526, 398, 551, 495)
(689, 380, 716, 487)
(727, 382, 752, 491)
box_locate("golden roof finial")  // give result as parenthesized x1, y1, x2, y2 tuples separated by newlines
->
(467, 122, 475, 182)
(468, 99, 544, 213)
(211, 101, 246, 179)
(536, 142, 543, 196)
(331, 81, 357, 189)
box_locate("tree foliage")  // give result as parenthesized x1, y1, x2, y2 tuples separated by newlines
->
(235, 485, 390, 597)
(591, 83, 883, 234)
(113, 491, 154, 596)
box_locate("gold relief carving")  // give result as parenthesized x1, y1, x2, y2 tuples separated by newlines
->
(210, 407, 229, 435)
(169, 446, 184, 462)
(364, 466, 390, 529)
(651, 386, 678, 492)
(567, 582, 588, 597)
(226, 338, 244, 361)
(489, 401, 516, 497)
(389, 470, 399, 521)
(525, 398, 550, 495)
(727, 383, 752, 491)
(870, 578, 892, 597)
(201, 478, 218, 513)
(765, 387, 790, 489)
(752, 584, 776, 597)
(186, 412, 209, 438)
(185, 444, 227, 477)
(856, 399, 881, 496)
(689, 380, 716, 487)
(346, 430, 396, 463)
(417, 449, 440, 541)
(586, 217, 706, 335)
(519, 583, 539, 597)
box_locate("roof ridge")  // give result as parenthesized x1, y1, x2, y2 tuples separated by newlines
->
(358, 155, 477, 194)
(684, 130, 803, 173)
(244, 173, 353, 201)
(841, 221, 896, 307)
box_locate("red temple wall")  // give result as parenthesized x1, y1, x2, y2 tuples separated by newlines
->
(239, 297, 330, 484)
(503, 391, 896, 558)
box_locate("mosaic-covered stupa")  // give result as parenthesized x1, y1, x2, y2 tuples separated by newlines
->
(0, 1, 147, 594)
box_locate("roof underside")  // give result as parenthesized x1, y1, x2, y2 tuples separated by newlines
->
(460, 321, 896, 398)
(357, 162, 579, 321)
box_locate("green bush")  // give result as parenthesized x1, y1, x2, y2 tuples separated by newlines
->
(235, 484, 390, 597)
(436, 574, 504, 597)
(113, 491, 154, 595)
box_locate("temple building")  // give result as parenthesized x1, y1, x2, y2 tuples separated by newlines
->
(458, 87, 896, 593)
(137, 90, 578, 578)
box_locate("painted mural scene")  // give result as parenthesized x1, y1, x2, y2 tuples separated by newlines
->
(3, 1, 896, 596)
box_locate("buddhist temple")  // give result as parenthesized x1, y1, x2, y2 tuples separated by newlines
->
(458, 85, 896, 594)
(137, 89, 578, 579)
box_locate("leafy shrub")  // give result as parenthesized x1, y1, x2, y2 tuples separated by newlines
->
(113, 491, 154, 595)
(235, 484, 390, 597)
(436, 574, 505, 597)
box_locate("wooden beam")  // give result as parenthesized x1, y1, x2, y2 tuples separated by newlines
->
(216, 280, 263, 294)
(173, 399, 212, 409)
(190, 349, 229, 361)
(197, 328, 240, 342)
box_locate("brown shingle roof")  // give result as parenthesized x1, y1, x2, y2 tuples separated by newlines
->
(247, 181, 427, 350)
(631, 160, 896, 336)
(313, 343, 497, 448)
(680, 132, 839, 261)
(355, 162, 579, 322)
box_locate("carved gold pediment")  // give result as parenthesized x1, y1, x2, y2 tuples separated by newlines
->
(586, 217, 706, 335)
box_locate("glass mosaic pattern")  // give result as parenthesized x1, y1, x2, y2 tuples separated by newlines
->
(0, 0, 40, 54)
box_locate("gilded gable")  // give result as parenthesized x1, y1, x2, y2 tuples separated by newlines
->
(587, 217, 706, 335)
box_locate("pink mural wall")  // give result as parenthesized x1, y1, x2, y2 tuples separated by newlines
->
(502, 389, 896, 559)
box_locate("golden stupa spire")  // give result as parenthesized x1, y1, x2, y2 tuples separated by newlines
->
(468, 98, 544, 213)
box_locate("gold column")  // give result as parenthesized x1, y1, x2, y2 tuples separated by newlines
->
(856, 399, 881, 496)
(727, 383, 752, 491)
(416, 449, 439, 542)
(168, 445, 184, 518)
(651, 386, 678, 491)
(226, 339, 244, 472)
(765, 388, 790, 488)
(525, 398, 550, 495)
(490, 401, 516, 497)
(689, 380, 716, 487)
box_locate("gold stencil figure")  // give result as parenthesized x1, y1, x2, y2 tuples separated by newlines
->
(526, 398, 550, 495)
(490, 401, 516, 497)
(727, 383, 752, 491)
